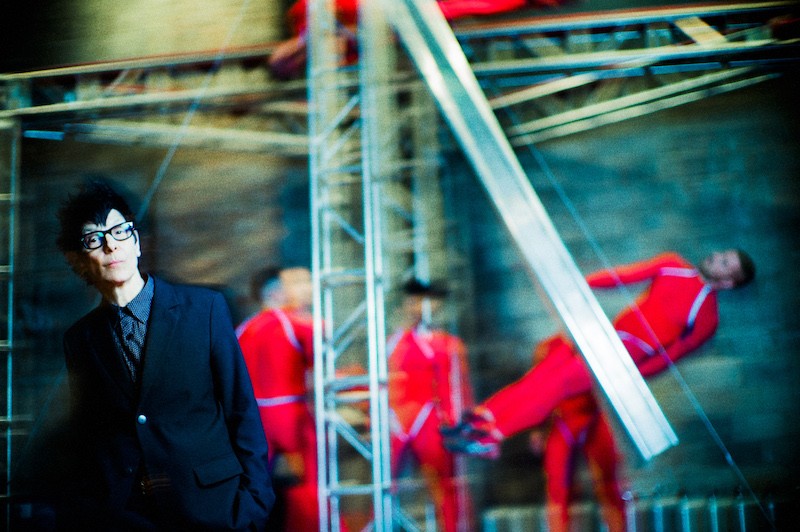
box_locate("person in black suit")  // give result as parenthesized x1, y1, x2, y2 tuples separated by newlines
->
(48, 180, 274, 530)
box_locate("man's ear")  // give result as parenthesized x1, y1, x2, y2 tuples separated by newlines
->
(134, 229, 141, 257)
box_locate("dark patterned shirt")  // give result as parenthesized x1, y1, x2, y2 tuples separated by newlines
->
(109, 275, 154, 381)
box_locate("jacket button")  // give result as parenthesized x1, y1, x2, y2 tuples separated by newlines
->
(137, 414, 147, 424)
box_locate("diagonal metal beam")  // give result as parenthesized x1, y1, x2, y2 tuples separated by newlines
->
(382, 0, 679, 460)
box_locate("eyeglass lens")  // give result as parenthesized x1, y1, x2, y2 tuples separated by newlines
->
(81, 221, 135, 249)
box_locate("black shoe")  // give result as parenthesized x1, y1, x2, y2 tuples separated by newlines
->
(443, 433, 500, 459)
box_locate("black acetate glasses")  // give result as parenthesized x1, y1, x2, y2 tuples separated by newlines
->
(81, 221, 135, 250)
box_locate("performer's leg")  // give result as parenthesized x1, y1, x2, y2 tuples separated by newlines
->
(584, 414, 626, 532)
(278, 404, 327, 532)
(543, 423, 577, 532)
(413, 417, 469, 532)
(484, 341, 593, 438)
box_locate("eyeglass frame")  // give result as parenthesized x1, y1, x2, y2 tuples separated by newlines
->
(80, 221, 136, 250)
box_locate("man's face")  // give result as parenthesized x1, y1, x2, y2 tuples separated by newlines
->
(700, 249, 742, 289)
(402, 294, 442, 324)
(79, 209, 141, 288)
(280, 267, 312, 310)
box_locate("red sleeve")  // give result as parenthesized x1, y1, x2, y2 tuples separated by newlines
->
(637, 295, 719, 377)
(586, 252, 684, 288)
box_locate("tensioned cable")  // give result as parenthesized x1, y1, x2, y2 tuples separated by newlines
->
(136, 0, 254, 220)
(482, 81, 773, 528)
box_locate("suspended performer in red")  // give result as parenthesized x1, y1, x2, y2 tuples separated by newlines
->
(443, 249, 756, 458)
(388, 279, 474, 532)
(237, 266, 319, 532)
(269, 0, 567, 78)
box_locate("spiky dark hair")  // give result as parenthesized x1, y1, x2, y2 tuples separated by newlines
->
(56, 180, 136, 254)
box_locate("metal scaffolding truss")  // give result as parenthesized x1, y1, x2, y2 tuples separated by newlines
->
(0, 2, 795, 151)
(307, 1, 458, 529)
(0, 45, 312, 157)
(453, 0, 799, 142)
(0, 119, 20, 524)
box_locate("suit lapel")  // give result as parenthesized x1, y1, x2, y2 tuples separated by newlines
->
(84, 308, 137, 402)
(138, 277, 180, 403)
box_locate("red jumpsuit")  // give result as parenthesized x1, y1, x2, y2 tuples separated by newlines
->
(483, 252, 719, 440)
(237, 308, 318, 531)
(286, 0, 562, 35)
(388, 326, 473, 532)
(543, 394, 625, 530)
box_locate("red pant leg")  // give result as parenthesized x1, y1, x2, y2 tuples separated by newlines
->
(484, 341, 593, 437)
(259, 402, 321, 531)
(584, 414, 626, 532)
(411, 413, 469, 532)
(543, 422, 575, 532)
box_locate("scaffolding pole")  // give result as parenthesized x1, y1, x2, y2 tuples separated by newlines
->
(0, 118, 20, 529)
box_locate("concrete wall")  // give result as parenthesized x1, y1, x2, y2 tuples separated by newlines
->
(2, 0, 291, 72)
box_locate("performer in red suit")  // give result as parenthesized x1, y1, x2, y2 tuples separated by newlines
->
(237, 266, 319, 532)
(388, 279, 474, 532)
(526, 338, 625, 532)
(443, 249, 756, 461)
(443, 250, 755, 531)
(269, 0, 566, 78)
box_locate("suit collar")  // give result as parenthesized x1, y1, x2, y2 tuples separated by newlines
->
(82, 306, 137, 401)
(138, 276, 180, 404)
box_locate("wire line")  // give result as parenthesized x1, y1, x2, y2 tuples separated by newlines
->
(137, 0, 254, 219)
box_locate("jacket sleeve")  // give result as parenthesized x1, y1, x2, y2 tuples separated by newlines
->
(209, 292, 275, 527)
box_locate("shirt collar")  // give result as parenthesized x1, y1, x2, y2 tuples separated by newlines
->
(120, 275, 154, 324)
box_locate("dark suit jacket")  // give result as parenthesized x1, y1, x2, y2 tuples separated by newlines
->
(61, 276, 274, 530)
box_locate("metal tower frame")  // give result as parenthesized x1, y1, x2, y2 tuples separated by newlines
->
(308, 0, 464, 529)
(0, 118, 20, 526)
(452, 1, 799, 143)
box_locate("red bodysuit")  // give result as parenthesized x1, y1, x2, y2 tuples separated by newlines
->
(237, 307, 318, 531)
(484, 252, 718, 439)
(524, 336, 625, 532)
(388, 326, 473, 532)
